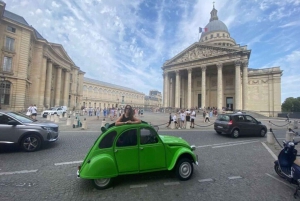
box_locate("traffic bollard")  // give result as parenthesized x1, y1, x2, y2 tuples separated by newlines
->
(101, 119, 106, 127)
(286, 130, 294, 142)
(267, 122, 275, 144)
(81, 118, 87, 130)
(73, 117, 77, 128)
(66, 116, 72, 126)
(294, 120, 298, 129)
(54, 114, 59, 123)
(171, 121, 175, 129)
(50, 114, 54, 121)
(47, 114, 51, 120)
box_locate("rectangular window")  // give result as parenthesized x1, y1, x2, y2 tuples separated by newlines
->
(3, 57, 12, 72)
(69, 83, 72, 92)
(5, 37, 14, 51)
(7, 26, 16, 33)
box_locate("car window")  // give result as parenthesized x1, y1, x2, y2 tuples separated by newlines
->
(217, 115, 230, 122)
(116, 129, 137, 147)
(245, 116, 257, 123)
(140, 128, 159, 145)
(235, 115, 245, 122)
(7, 112, 33, 123)
(99, 131, 117, 149)
(0, 114, 14, 124)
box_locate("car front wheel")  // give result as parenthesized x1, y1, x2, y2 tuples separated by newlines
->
(176, 158, 193, 181)
(216, 131, 222, 134)
(93, 178, 113, 190)
(231, 129, 240, 138)
(20, 134, 42, 152)
(259, 129, 266, 137)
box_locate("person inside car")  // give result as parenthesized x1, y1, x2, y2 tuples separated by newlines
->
(115, 105, 141, 126)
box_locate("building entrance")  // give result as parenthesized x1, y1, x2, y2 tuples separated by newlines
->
(226, 97, 233, 111)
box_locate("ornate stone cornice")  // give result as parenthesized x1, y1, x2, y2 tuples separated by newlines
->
(187, 68, 193, 73)
(235, 60, 242, 66)
(242, 60, 249, 67)
(216, 63, 223, 69)
(201, 65, 206, 71)
(175, 70, 180, 75)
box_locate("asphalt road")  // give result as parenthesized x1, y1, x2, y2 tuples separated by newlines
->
(0, 113, 299, 201)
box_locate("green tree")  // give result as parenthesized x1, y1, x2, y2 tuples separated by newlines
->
(282, 97, 300, 112)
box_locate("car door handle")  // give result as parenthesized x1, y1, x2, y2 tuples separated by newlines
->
(114, 150, 118, 152)
(140, 147, 144, 150)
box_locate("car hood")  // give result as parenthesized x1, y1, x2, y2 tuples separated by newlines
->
(23, 121, 58, 127)
(159, 135, 191, 148)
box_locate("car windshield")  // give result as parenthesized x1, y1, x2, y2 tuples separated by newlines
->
(8, 112, 34, 123)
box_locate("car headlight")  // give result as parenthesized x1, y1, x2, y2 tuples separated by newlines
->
(191, 145, 196, 151)
(41, 126, 51, 131)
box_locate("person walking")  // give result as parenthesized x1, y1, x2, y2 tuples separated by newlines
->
(173, 113, 179, 129)
(286, 113, 290, 122)
(179, 110, 186, 129)
(30, 104, 37, 120)
(205, 111, 210, 123)
(166, 113, 172, 128)
(203, 110, 206, 122)
(96, 107, 100, 120)
(190, 109, 196, 128)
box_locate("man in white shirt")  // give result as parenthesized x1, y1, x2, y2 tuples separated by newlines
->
(190, 109, 196, 128)
(30, 104, 37, 120)
(179, 110, 186, 129)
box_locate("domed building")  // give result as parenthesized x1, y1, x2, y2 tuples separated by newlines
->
(162, 5, 282, 116)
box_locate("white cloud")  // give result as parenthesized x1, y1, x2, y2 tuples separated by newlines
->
(35, 9, 42, 14)
(51, 1, 60, 8)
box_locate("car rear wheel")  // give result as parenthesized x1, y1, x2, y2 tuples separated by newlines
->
(176, 158, 193, 181)
(93, 178, 113, 190)
(20, 134, 41, 152)
(231, 129, 240, 138)
(259, 129, 266, 137)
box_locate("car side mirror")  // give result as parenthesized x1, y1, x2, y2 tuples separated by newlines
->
(8, 120, 19, 126)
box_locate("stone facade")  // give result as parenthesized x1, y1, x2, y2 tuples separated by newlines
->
(162, 6, 282, 117)
(0, 2, 84, 111)
(83, 77, 145, 109)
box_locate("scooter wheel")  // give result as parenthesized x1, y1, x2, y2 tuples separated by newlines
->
(274, 163, 285, 179)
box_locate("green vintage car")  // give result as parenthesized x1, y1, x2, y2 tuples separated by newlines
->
(77, 121, 198, 189)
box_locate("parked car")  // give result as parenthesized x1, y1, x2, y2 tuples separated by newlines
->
(0, 111, 59, 151)
(41, 107, 64, 118)
(214, 113, 267, 138)
(77, 121, 198, 189)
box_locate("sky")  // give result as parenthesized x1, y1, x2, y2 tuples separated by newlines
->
(6, 0, 300, 102)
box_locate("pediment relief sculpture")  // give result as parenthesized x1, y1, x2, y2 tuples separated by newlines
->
(166, 46, 237, 65)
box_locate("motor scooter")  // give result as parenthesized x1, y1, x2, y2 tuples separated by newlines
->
(272, 128, 300, 198)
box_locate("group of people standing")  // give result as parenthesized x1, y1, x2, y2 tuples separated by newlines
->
(166, 108, 196, 129)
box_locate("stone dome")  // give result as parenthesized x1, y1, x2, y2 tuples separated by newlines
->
(201, 20, 229, 37)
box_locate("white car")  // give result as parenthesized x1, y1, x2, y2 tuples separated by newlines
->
(41, 107, 64, 118)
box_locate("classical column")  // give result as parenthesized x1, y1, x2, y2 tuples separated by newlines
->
(39, 57, 47, 109)
(217, 63, 223, 111)
(55, 66, 62, 106)
(45, 60, 53, 108)
(235, 60, 241, 111)
(63, 70, 70, 106)
(175, 70, 180, 108)
(242, 60, 249, 110)
(201, 65, 206, 109)
(163, 72, 169, 107)
(187, 68, 192, 109)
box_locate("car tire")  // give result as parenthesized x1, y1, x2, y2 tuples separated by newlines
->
(93, 178, 113, 190)
(259, 129, 266, 137)
(20, 134, 42, 152)
(175, 158, 193, 181)
(231, 129, 240, 138)
(274, 163, 285, 179)
(216, 131, 222, 134)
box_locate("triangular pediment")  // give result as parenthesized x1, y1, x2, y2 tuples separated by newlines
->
(163, 43, 241, 67)
(50, 43, 75, 65)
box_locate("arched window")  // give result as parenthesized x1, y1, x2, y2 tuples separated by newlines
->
(0, 81, 11, 105)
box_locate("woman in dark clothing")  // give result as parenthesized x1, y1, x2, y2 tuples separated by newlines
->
(115, 105, 141, 126)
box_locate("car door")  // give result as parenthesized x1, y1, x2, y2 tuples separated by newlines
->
(244, 115, 260, 135)
(0, 113, 22, 143)
(234, 115, 249, 135)
(139, 128, 166, 171)
(114, 128, 139, 173)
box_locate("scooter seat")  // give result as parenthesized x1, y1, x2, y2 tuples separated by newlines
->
(295, 158, 300, 166)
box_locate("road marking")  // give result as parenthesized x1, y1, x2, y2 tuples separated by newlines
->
(164, 182, 180, 186)
(130, 184, 148, 188)
(0, 169, 38, 176)
(212, 141, 259, 148)
(261, 142, 277, 160)
(265, 173, 294, 188)
(228, 176, 243, 180)
(197, 140, 259, 148)
(54, 160, 83, 166)
(198, 178, 214, 182)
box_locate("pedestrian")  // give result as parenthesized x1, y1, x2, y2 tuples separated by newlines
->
(190, 109, 196, 128)
(286, 113, 290, 122)
(26, 105, 32, 116)
(96, 107, 100, 120)
(166, 113, 172, 128)
(205, 111, 210, 123)
(115, 105, 141, 126)
(110, 107, 115, 121)
(172, 113, 179, 129)
(203, 110, 206, 122)
(180, 110, 186, 129)
(30, 104, 37, 120)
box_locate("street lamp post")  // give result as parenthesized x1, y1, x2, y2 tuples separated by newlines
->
(0, 75, 6, 110)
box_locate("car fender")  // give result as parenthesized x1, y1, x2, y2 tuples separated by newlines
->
(167, 147, 197, 171)
(79, 154, 118, 179)
(18, 131, 45, 144)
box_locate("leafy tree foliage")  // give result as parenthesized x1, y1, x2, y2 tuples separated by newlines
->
(282, 97, 300, 112)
